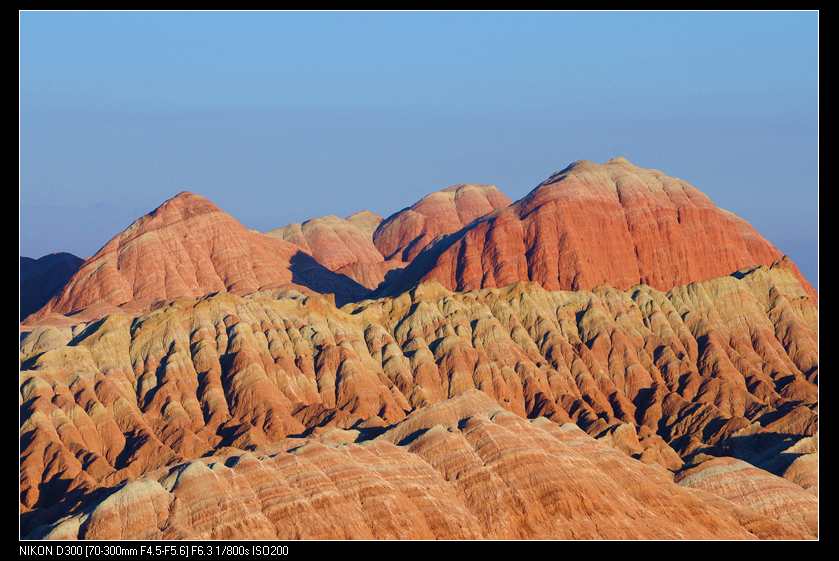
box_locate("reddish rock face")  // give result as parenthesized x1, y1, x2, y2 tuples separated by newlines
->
(265, 212, 404, 290)
(267, 214, 384, 272)
(265, 182, 515, 293)
(33, 394, 814, 540)
(676, 456, 818, 537)
(384, 158, 815, 299)
(27, 192, 367, 323)
(20, 264, 817, 538)
(373, 184, 512, 262)
(18, 159, 818, 540)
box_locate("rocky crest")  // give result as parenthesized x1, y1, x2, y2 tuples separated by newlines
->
(266, 212, 402, 290)
(267, 213, 384, 272)
(26, 192, 367, 324)
(382, 159, 815, 299)
(373, 184, 512, 262)
(346, 210, 383, 237)
(20, 158, 818, 540)
(676, 455, 817, 537)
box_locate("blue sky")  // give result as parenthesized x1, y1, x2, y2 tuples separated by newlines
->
(20, 11, 818, 286)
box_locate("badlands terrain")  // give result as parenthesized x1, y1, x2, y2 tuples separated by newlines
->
(20, 158, 818, 539)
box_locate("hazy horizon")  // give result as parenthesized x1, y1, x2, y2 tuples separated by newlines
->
(20, 11, 818, 287)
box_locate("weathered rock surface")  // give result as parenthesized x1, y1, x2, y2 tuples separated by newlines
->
(779, 435, 818, 494)
(32, 392, 812, 540)
(267, 215, 382, 271)
(383, 159, 816, 299)
(346, 210, 383, 237)
(19, 160, 818, 540)
(266, 213, 402, 290)
(21, 253, 84, 320)
(265, 181, 516, 294)
(25, 192, 367, 324)
(373, 184, 512, 262)
(20, 264, 817, 538)
(676, 455, 818, 537)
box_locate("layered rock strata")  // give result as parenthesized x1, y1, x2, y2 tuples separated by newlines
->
(20, 263, 817, 537)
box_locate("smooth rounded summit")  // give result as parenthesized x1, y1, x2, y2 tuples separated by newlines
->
(382, 159, 815, 298)
(373, 183, 512, 262)
(26, 191, 366, 322)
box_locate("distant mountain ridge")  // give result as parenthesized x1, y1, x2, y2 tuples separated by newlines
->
(20, 252, 84, 320)
(372, 183, 512, 262)
(22, 160, 816, 326)
(265, 211, 398, 290)
(25, 192, 368, 324)
(377, 158, 815, 299)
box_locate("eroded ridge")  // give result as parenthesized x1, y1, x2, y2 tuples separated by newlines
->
(33, 392, 815, 540)
(20, 263, 817, 538)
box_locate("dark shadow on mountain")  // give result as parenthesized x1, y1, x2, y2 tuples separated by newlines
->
(367, 266, 411, 298)
(20, 353, 45, 371)
(755, 401, 811, 427)
(687, 431, 808, 477)
(21, 477, 126, 538)
(67, 317, 108, 346)
(395, 427, 430, 446)
(215, 421, 254, 449)
(354, 424, 392, 443)
(288, 251, 370, 306)
(397, 234, 428, 262)
(730, 265, 761, 280)
(372, 228, 469, 299)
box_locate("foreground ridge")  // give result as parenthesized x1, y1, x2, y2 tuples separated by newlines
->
(33, 392, 814, 540)
(20, 263, 817, 538)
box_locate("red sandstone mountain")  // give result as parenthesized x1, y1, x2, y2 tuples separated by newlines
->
(383, 158, 815, 299)
(267, 213, 384, 271)
(265, 212, 403, 290)
(19, 160, 818, 540)
(373, 183, 512, 262)
(26, 192, 366, 324)
(264, 183, 515, 292)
